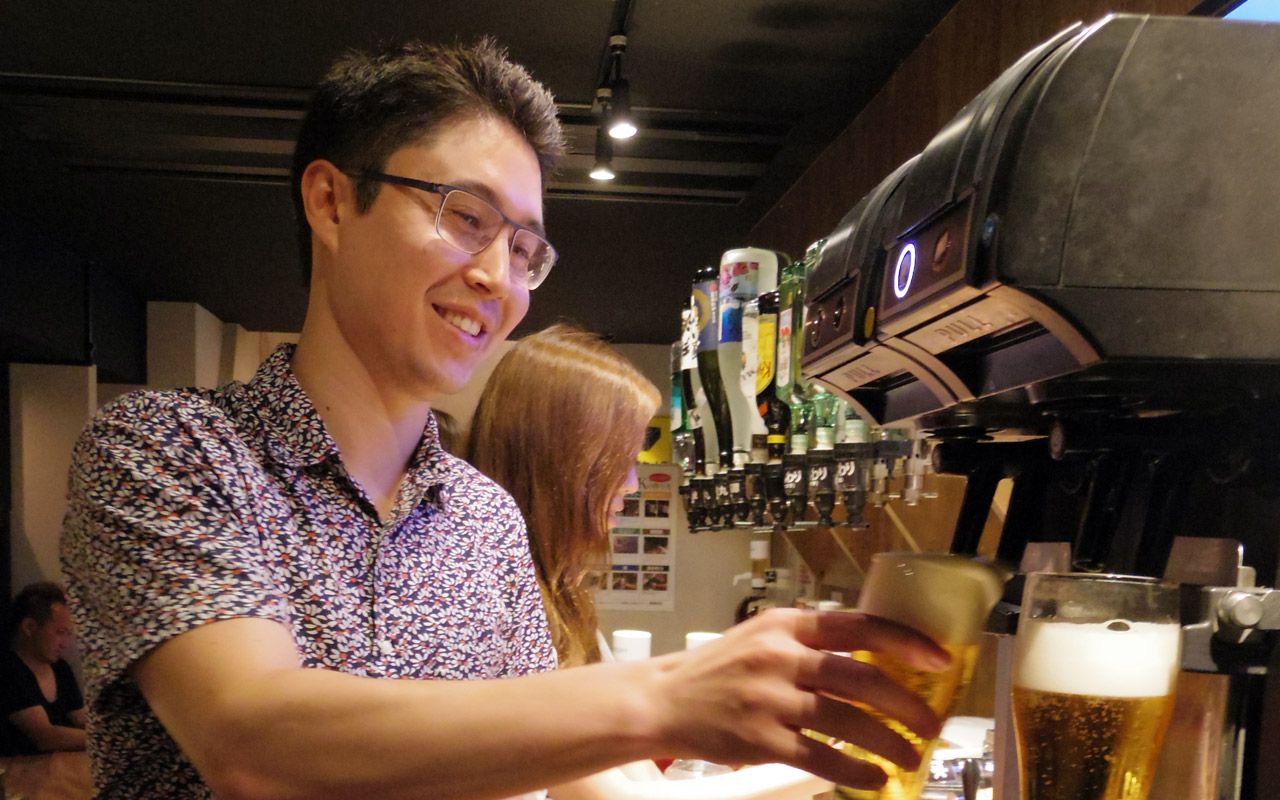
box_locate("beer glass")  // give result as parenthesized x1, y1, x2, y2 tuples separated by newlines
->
(1012, 573, 1181, 800)
(839, 552, 1006, 800)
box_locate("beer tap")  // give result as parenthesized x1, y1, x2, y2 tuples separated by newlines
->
(764, 462, 789, 529)
(901, 433, 938, 507)
(870, 431, 911, 507)
(809, 449, 837, 527)
(712, 469, 733, 529)
(728, 464, 750, 526)
(689, 475, 714, 531)
(834, 440, 873, 527)
(744, 461, 768, 528)
(782, 452, 810, 528)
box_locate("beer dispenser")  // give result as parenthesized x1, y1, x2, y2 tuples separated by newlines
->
(800, 14, 1280, 800)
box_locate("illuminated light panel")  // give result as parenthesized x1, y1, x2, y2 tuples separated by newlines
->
(893, 243, 917, 299)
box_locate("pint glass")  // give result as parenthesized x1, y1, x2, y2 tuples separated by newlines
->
(839, 552, 1006, 800)
(1012, 573, 1181, 800)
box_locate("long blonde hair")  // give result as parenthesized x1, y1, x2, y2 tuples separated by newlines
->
(467, 324, 661, 667)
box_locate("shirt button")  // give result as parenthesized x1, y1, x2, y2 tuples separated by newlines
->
(377, 639, 395, 656)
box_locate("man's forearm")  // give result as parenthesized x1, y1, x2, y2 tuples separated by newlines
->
(161, 661, 661, 800)
(31, 723, 87, 752)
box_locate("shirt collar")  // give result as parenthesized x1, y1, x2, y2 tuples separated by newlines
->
(246, 343, 339, 468)
(247, 344, 462, 494)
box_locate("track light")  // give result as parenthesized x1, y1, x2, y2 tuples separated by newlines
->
(607, 78, 637, 139)
(590, 126, 615, 181)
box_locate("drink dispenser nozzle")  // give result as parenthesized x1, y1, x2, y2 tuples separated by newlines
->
(764, 462, 788, 530)
(901, 434, 938, 507)
(870, 430, 912, 507)
(782, 452, 810, 528)
(689, 475, 713, 531)
(728, 465, 750, 527)
(834, 440, 873, 527)
(808, 449, 837, 527)
(744, 462, 768, 528)
(712, 469, 734, 529)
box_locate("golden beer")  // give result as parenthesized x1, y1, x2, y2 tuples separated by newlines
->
(835, 553, 1005, 800)
(1013, 686, 1173, 800)
(838, 642, 980, 800)
(1012, 576, 1181, 800)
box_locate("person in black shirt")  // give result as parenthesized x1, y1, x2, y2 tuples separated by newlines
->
(2, 582, 85, 755)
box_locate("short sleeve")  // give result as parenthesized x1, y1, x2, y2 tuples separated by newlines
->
(490, 499, 557, 677)
(60, 393, 292, 708)
(0, 654, 43, 715)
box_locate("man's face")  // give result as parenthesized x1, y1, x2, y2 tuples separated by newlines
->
(30, 603, 75, 664)
(322, 115, 541, 399)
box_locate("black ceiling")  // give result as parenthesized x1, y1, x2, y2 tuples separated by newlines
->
(0, 0, 958, 347)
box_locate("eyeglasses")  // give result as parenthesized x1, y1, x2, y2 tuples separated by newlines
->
(356, 170, 557, 290)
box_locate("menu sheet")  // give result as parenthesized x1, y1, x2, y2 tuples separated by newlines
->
(595, 463, 676, 611)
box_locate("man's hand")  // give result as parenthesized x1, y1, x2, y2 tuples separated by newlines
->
(641, 608, 950, 789)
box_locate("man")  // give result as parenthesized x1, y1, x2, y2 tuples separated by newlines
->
(2, 582, 86, 755)
(61, 39, 949, 800)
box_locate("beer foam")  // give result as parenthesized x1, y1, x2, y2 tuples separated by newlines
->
(856, 553, 1005, 645)
(1014, 620, 1180, 697)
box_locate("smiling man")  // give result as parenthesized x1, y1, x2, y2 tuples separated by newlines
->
(61, 39, 950, 800)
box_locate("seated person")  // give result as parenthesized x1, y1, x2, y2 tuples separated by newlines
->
(2, 582, 86, 755)
(468, 324, 832, 799)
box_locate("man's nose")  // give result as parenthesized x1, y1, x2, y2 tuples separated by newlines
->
(465, 231, 514, 294)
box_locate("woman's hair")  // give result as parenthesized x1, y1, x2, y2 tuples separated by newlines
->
(467, 324, 660, 667)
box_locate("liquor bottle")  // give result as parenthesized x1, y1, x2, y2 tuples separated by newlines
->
(679, 305, 707, 477)
(754, 290, 790, 463)
(669, 342, 695, 478)
(812, 385, 841, 451)
(716, 248, 779, 468)
(692, 265, 732, 471)
(741, 296, 767, 463)
(775, 251, 806, 409)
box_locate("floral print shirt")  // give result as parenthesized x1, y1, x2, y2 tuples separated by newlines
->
(61, 344, 555, 799)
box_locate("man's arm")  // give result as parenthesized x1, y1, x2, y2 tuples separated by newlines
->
(134, 609, 947, 800)
(7, 706, 87, 752)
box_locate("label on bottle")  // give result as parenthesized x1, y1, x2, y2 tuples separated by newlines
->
(681, 306, 699, 370)
(689, 388, 705, 430)
(740, 302, 759, 403)
(719, 261, 758, 345)
(670, 383, 683, 432)
(756, 312, 776, 394)
(693, 281, 719, 353)
(777, 308, 793, 389)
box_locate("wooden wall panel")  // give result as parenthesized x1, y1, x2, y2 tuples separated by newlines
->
(748, 0, 1202, 256)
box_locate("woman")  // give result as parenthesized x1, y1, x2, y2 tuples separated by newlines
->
(468, 324, 831, 800)
(468, 323, 659, 668)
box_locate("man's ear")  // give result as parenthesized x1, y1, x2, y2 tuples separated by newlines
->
(300, 160, 351, 259)
(19, 617, 37, 640)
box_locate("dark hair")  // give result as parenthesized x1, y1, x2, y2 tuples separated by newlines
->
(291, 37, 565, 283)
(10, 582, 67, 634)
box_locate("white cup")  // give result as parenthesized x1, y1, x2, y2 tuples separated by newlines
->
(684, 631, 723, 650)
(612, 629, 652, 662)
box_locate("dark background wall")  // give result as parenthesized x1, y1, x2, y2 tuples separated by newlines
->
(747, 0, 1204, 256)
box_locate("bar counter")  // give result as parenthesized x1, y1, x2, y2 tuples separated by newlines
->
(0, 751, 92, 800)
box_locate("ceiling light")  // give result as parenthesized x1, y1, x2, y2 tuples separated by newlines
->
(607, 78, 637, 139)
(590, 126, 615, 181)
